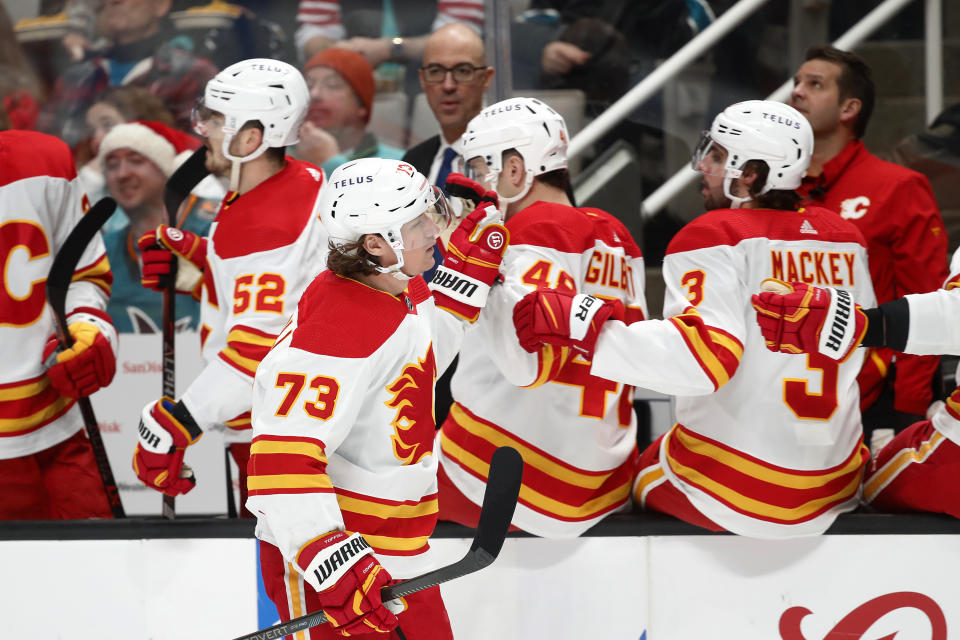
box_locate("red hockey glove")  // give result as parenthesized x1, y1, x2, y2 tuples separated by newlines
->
(429, 202, 509, 322)
(302, 531, 400, 636)
(43, 315, 117, 398)
(137, 224, 206, 297)
(133, 397, 202, 496)
(752, 278, 868, 361)
(444, 172, 499, 218)
(513, 289, 624, 360)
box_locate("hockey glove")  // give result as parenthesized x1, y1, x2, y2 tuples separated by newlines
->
(137, 224, 206, 298)
(133, 397, 202, 496)
(302, 531, 401, 636)
(43, 309, 117, 398)
(513, 289, 624, 360)
(429, 202, 509, 322)
(752, 278, 868, 361)
(444, 173, 499, 219)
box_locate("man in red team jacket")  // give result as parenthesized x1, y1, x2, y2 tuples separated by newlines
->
(789, 45, 948, 444)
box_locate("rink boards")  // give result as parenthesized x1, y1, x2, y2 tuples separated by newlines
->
(2, 515, 958, 639)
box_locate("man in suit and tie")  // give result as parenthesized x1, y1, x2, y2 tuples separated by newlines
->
(402, 22, 494, 184)
(404, 21, 493, 428)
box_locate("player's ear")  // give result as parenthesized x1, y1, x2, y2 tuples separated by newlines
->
(362, 234, 395, 266)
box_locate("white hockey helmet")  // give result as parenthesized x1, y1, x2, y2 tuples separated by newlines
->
(319, 158, 452, 278)
(457, 97, 569, 207)
(193, 58, 308, 165)
(692, 100, 813, 208)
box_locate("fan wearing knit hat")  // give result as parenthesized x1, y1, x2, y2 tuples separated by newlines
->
(297, 48, 404, 176)
(98, 120, 215, 333)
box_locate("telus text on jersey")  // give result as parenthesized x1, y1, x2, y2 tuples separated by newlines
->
(761, 112, 801, 129)
(333, 176, 375, 189)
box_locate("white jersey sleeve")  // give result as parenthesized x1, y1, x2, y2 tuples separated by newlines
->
(593, 242, 744, 396)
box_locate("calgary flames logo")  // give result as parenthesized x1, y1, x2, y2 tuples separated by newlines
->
(385, 347, 437, 465)
(779, 592, 946, 640)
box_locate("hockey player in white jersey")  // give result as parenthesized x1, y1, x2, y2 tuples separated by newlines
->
(133, 59, 328, 510)
(753, 248, 960, 521)
(0, 129, 117, 519)
(248, 158, 509, 639)
(515, 100, 877, 538)
(435, 97, 648, 538)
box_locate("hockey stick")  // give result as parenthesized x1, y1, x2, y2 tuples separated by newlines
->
(46, 197, 124, 518)
(160, 146, 210, 520)
(232, 446, 524, 640)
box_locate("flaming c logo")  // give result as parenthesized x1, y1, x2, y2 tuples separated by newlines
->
(385, 347, 437, 465)
(779, 592, 947, 640)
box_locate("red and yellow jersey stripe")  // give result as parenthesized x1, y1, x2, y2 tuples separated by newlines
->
(72, 253, 112, 296)
(0, 373, 75, 437)
(247, 434, 333, 498)
(441, 402, 636, 523)
(664, 424, 868, 526)
(218, 324, 277, 378)
(669, 307, 742, 391)
(336, 488, 438, 557)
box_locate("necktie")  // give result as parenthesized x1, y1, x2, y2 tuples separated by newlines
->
(435, 146, 457, 187)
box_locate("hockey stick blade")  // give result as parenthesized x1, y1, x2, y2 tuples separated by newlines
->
(161, 145, 208, 521)
(232, 446, 524, 640)
(46, 197, 124, 518)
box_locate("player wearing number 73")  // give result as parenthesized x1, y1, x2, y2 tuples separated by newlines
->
(514, 100, 876, 538)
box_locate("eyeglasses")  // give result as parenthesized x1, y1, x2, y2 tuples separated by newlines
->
(420, 63, 489, 84)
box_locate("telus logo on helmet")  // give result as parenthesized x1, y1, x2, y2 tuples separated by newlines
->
(332, 176, 374, 189)
(761, 112, 802, 129)
(248, 63, 288, 74)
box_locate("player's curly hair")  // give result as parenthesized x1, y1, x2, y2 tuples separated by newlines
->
(326, 238, 381, 278)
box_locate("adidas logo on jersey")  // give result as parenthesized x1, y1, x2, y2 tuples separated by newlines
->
(800, 220, 818, 235)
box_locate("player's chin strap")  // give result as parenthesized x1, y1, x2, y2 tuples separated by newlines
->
(723, 173, 752, 209)
(369, 238, 415, 282)
(485, 171, 528, 221)
(221, 131, 272, 192)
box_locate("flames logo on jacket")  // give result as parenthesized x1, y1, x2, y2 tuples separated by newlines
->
(385, 347, 437, 465)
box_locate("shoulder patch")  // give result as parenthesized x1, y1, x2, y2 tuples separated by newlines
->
(290, 272, 408, 358)
(212, 158, 324, 259)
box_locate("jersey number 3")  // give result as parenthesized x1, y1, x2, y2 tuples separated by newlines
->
(783, 353, 839, 420)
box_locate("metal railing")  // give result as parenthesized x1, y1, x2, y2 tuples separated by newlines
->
(563, 0, 943, 219)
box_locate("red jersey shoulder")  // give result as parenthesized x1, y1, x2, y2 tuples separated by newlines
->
(290, 271, 409, 358)
(0, 130, 77, 187)
(507, 201, 641, 256)
(666, 206, 867, 256)
(212, 157, 324, 259)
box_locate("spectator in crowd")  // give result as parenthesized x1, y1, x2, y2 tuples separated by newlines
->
(296, 47, 403, 176)
(0, 3, 43, 131)
(39, 0, 218, 148)
(513, 100, 876, 538)
(79, 86, 178, 230)
(402, 21, 493, 426)
(98, 120, 216, 333)
(436, 97, 648, 537)
(0, 127, 118, 519)
(790, 45, 949, 448)
(513, 0, 708, 113)
(295, 0, 483, 65)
